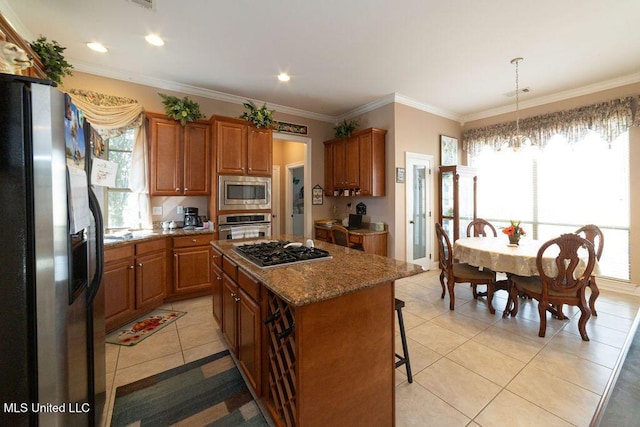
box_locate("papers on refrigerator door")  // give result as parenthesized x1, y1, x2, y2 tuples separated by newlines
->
(67, 166, 91, 234)
(91, 158, 118, 187)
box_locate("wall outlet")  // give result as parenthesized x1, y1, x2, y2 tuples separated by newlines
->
(177, 206, 184, 214)
(152, 206, 163, 216)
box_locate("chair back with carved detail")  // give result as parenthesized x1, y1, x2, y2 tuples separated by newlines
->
(536, 234, 596, 296)
(575, 224, 604, 261)
(330, 225, 350, 247)
(436, 223, 453, 271)
(466, 218, 498, 237)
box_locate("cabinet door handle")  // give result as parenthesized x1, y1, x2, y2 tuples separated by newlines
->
(175, 188, 180, 191)
(128, 265, 134, 269)
(216, 276, 222, 281)
(234, 297, 241, 302)
(184, 188, 189, 191)
(248, 167, 252, 171)
(212, 255, 219, 259)
(192, 239, 197, 243)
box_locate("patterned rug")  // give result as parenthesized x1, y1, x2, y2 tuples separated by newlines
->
(106, 309, 186, 346)
(110, 350, 268, 426)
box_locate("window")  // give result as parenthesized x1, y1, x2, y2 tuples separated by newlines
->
(105, 129, 138, 229)
(470, 131, 629, 280)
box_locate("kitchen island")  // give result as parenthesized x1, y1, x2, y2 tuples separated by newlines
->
(211, 235, 423, 427)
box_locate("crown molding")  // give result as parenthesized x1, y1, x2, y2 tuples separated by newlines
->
(463, 71, 640, 123)
(73, 62, 336, 123)
(337, 93, 463, 124)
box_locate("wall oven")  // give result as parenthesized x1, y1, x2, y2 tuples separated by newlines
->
(219, 175, 271, 211)
(218, 213, 271, 240)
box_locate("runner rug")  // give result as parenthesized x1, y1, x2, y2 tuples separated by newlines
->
(105, 308, 186, 346)
(110, 350, 269, 426)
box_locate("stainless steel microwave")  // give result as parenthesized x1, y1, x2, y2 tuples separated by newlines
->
(218, 175, 271, 211)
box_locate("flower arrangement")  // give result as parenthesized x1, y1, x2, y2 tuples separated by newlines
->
(503, 220, 526, 245)
(333, 119, 359, 138)
(240, 100, 276, 128)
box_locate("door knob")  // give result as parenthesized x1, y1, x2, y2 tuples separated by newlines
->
(409, 220, 414, 224)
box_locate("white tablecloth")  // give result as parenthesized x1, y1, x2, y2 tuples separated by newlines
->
(454, 237, 599, 278)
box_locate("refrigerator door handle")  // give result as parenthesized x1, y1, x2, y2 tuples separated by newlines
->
(87, 187, 104, 303)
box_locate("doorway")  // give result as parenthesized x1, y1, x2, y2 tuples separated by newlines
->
(405, 152, 434, 269)
(286, 162, 305, 235)
(272, 165, 281, 235)
(272, 132, 312, 237)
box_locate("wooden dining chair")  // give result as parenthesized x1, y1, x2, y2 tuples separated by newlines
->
(508, 233, 596, 341)
(575, 224, 604, 316)
(464, 218, 499, 299)
(466, 218, 498, 237)
(435, 223, 497, 313)
(330, 225, 363, 250)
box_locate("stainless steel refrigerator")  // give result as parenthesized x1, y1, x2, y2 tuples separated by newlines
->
(0, 74, 105, 426)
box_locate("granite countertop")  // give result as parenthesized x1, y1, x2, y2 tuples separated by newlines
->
(211, 234, 423, 307)
(104, 228, 214, 248)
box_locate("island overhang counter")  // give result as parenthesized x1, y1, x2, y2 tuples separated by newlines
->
(210, 235, 423, 427)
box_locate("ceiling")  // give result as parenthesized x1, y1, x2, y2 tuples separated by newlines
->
(2, 0, 640, 123)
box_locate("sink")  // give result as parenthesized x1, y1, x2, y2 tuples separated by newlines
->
(103, 229, 157, 241)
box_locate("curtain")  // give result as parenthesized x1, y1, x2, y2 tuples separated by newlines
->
(67, 89, 151, 228)
(463, 96, 639, 157)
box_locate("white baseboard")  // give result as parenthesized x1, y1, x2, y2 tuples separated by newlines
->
(596, 277, 640, 297)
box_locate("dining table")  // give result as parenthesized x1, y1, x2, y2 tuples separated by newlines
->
(453, 236, 600, 318)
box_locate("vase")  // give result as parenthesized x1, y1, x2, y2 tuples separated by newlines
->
(508, 234, 520, 245)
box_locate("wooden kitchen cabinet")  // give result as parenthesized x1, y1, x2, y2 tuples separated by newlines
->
(171, 235, 213, 297)
(211, 247, 223, 325)
(213, 116, 272, 176)
(214, 255, 264, 396)
(324, 127, 386, 196)
(104, 239, 166, 332)
(148, 112, 211, 196)
(104, 246, 136, 332)
(438, 165, 477, 242)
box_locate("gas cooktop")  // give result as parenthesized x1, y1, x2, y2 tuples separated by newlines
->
(234, 240, 332, 268)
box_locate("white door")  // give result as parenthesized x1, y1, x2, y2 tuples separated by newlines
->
(405, 152, 434, 269)
(285, 162, 305, 235)
(272, 165, 281, 236)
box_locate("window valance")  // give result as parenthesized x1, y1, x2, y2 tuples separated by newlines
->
(463, 96, 639, 157)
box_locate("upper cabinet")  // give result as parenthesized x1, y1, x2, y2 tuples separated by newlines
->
(324, 127, 386, 197)
(213, 116, 272, 176)
(148, 112, 211, 196)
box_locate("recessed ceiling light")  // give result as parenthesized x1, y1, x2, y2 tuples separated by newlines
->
(86, 42, 108, 53)
(145, 34, 165, 46)
(277, 73, 290, 82)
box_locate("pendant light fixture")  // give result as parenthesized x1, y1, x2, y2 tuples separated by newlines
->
(509, 57, 531, 151)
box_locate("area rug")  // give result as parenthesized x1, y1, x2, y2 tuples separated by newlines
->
(110, 350, 269, 426)
(105, 309, 186, 346)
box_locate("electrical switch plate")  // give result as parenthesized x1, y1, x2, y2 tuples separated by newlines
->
(177, 206, 184, 214)
(152, 206, 163, 215)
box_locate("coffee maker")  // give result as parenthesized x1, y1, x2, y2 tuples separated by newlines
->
(183, 207, 202, 229)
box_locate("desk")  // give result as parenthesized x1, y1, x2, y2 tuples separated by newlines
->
(454, 237, 599, 316)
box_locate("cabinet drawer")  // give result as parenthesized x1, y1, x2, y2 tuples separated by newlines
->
(173, 234, 214, 248)
(136, 238, 166, 255)
(315, 227, 330, 242)
(222, 256, 238, 281)
(349, 234, 364, 245)
(211, 246, 222, 268)
(238, 268, 260, 302)
(104, 244, 134, 264)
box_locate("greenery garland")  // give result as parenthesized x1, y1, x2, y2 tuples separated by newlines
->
(240, 100, 276, 128)
(30, 36, 74, 85)
(158, 93, 205, 125)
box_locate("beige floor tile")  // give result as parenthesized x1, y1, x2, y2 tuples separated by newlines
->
(507, 365, 600, 426)
(587, 310, 635, 333)
(549, 330, 621, 369)
(493, 312, 564, 342)
(171, 295, 212, 312)
(447, 340, 525, 387)
(177, 321, 221, 350)
(563, 317, 629, 347)
(475, 390, 573, 427)
(183, 339, 228, 363)
(407, 322, 468, 355)
(396, 307, 429, 332)
(430, 310, 494, 339)
(593, 299, 640, 319)
(176, 304, 215, 329)
(414, 358, 501, 419)
(528, 346, 612, 394)
(395, 336, 441, 376)
(401, 296, 450, 322)
(395, 382, 470, 427)
(472, 326, 546, 363)
(105, 343, 119, 374)
(113, 351, 184, 387)
(115, 324, 182, 369)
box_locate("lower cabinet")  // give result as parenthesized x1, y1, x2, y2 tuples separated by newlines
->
(170, 234, 213, 298)
(211, 246, 223, 325)
(104, 239, 166, 333)
(216, 256, 263, 396)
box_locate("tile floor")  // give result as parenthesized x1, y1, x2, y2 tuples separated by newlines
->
(102, 270, 640, 427)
